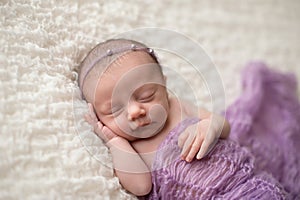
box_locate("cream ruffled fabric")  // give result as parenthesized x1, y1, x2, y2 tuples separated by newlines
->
(1, 0, 299, 199)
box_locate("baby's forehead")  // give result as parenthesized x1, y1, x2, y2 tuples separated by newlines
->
(87, 51, 158, 82)
(98, 52, 163, 88)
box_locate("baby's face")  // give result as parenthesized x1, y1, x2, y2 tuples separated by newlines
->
(93, 51, 169, 141)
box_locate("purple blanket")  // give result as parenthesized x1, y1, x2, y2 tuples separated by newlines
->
(143, 62, 300, 199)
(226, 62, 300, 198)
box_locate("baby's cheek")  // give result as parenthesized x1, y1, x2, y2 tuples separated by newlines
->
(149, 104, 168, 124)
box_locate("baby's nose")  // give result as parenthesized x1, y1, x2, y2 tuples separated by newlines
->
(127, 102, 146, 121)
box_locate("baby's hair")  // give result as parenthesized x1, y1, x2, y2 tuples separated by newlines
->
(78, 38, 160, 102)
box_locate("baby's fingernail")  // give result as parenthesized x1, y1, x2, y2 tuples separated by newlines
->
(197, 153, 203, 159)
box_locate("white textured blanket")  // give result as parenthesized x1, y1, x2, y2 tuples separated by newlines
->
(1, 0, 299, 199)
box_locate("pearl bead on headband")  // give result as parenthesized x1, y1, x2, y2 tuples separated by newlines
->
(79, 40, 157, 100)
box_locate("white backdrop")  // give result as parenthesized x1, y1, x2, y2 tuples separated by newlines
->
(1, 0, 299, 199)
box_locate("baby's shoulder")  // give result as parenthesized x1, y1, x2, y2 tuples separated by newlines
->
(169, 97, 198, 118)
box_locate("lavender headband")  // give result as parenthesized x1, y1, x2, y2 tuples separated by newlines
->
(79, 43, 157, 97)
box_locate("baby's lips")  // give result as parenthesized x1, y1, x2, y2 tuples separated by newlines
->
(128, 119, 151, 131)
(129, 120, 139, 130)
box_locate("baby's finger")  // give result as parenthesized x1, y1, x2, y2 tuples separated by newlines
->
(94, 122, 105, 138)
(102, 126, 116, 142)
(178, 130, 189, 148)
(180, 132, 195, 160)
(196, 138, 210, 159)
(84, 113, 94, 125)
(196, 125, 214, 159)
(185, 135, 204, 162)
(95, 121, 103, 132)
(197, 135, 217, 159)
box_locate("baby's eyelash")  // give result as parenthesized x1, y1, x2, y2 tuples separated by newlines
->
(139, 92, 155, 102)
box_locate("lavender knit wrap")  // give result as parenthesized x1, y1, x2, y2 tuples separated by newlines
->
(143, 62, 300, 199)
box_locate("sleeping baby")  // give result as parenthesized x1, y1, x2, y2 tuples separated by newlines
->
(78, 39, 290, 199)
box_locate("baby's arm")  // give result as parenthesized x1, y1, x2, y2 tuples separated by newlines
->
(85, 104, 152, 196)
(178, 100, 230, 162)
(107, 137, 152, 196)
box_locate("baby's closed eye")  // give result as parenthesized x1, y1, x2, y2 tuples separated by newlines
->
(137, 90, 156, 102)
(99, 104, 123, 116)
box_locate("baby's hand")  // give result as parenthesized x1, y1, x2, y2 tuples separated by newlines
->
(178, 116, 222, 162)
(85, 103, 117, 143)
